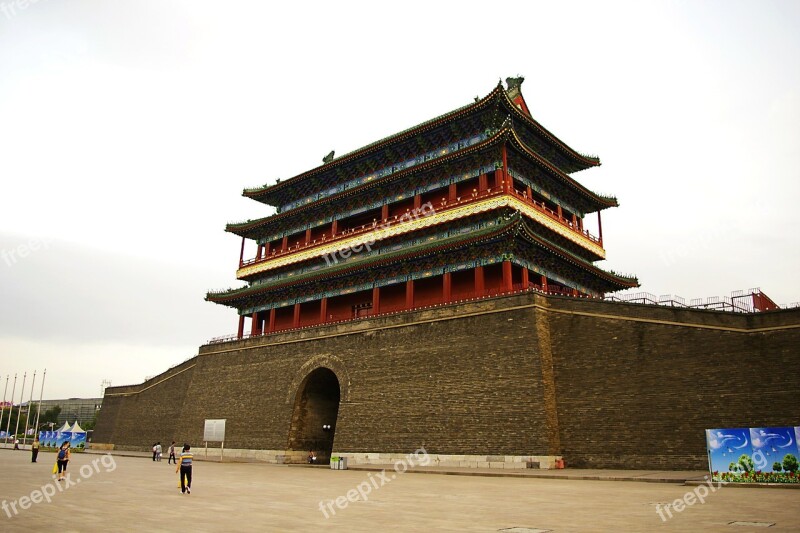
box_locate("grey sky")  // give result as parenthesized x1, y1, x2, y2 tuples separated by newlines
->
(1, 0, 798, 401)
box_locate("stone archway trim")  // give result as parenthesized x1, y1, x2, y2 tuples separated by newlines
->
(286, 354, 351, 404)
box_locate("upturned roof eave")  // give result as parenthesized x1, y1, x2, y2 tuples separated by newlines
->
(499, 89, 601, 172)
(503, 128, 616, 211)
(515, 217, 638, 288)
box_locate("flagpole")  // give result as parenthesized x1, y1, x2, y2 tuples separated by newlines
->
(0, 376, 8, 442)
(23, 370, 36, 448)
(14, 372, 28, 442)
(13, 372, 27, 447)
(4, 374, 16, 445)
(34, 369, 46, 437)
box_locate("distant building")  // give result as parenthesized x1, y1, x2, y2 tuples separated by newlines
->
(23, 398, 102, 426)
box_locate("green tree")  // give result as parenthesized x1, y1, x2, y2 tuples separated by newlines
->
(39, 406, 61, 427)
(82, 409, 100, 431)
(772, 462, 782, 472)
(738, 454, 754, 473)
(0, 406, 19, 436)
(783, 454, 799, 473)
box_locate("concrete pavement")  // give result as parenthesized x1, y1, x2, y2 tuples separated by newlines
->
(1, 448, 798, 532)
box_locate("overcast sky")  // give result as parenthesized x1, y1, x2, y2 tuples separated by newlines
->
(1, 0, 798, 403)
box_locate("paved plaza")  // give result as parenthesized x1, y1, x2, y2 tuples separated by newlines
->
(1, 449, 798, 532)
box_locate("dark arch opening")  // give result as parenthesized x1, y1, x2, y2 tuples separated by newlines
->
(287, 367, 341, 464)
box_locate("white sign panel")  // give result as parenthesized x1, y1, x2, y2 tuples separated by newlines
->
(203, 419, 226, 442)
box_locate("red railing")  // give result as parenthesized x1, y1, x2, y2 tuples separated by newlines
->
(239, 185, 601, 268)
(508, 187, 601, 244)
(208, 283, 594, 344)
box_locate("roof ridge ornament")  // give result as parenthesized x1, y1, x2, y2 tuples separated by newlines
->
(505, 76, 524, 92)
(322, 150, 335, 164)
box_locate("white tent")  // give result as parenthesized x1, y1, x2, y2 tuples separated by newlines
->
(56, 422, 71, 432)
(68, 422, 84, 433)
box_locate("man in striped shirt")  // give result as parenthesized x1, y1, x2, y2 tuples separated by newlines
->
(175, 444, 193, 494)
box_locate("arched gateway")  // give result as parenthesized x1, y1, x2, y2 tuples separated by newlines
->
(287, 367, 341, 464)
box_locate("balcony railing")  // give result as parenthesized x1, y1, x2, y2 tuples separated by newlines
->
(239, 185, 601, 269)
(508, 187, 601, 244)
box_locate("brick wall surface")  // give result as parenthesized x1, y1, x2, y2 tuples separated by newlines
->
(93, 293, 800, 469)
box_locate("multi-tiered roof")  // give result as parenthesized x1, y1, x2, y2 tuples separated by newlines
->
(207, 78, 638, 336)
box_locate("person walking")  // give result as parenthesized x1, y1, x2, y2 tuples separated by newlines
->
(167, 441, 177, 465)
(156, 442, 162, 462)
(56, 441, 71, 481)
(176, 444, 193, 494)
(31, 437, 40, 463)
(152, 442, 157, 461)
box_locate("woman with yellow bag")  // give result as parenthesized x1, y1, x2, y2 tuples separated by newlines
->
(55, 441, 71, 481)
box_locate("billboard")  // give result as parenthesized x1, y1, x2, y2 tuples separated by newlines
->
(706, 426, 799, 483)
(203, 419, 226, 442)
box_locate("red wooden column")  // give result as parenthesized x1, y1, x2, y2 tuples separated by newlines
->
(597, 211, 604, 245)
(381, 204, 389, 221)
(557, 205, 563, 219)
(256, 244, 264, 261)
(237, 315, 245, 339)
(479, 173, 488, 192)
(494, 168, 504, 190)
(571, 213, 578, 227)
(414, 194, 421, 210)
(251, 312, 260, 336)
(281, 235, 288, 252)
(502, 260, 513, 292)
(320, 297, 328, 323)
(474, 265, 485, 293)
(372, 287, 381, 316)
(305, 229, 312, 245)
(293, 303, 301, 328)
(521, 267, 529, 288)
(405, 280, 414, 309)
(501, 143, 510, 192)
(239, 237, 246, 267)
(526, 185, 532, 202)
(264, 242, 271, 256)
(448, 183, 457, 202)
(443, 272, 452, 302)
(541, 275, 548, 292)
(268, 308, 276, 332)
